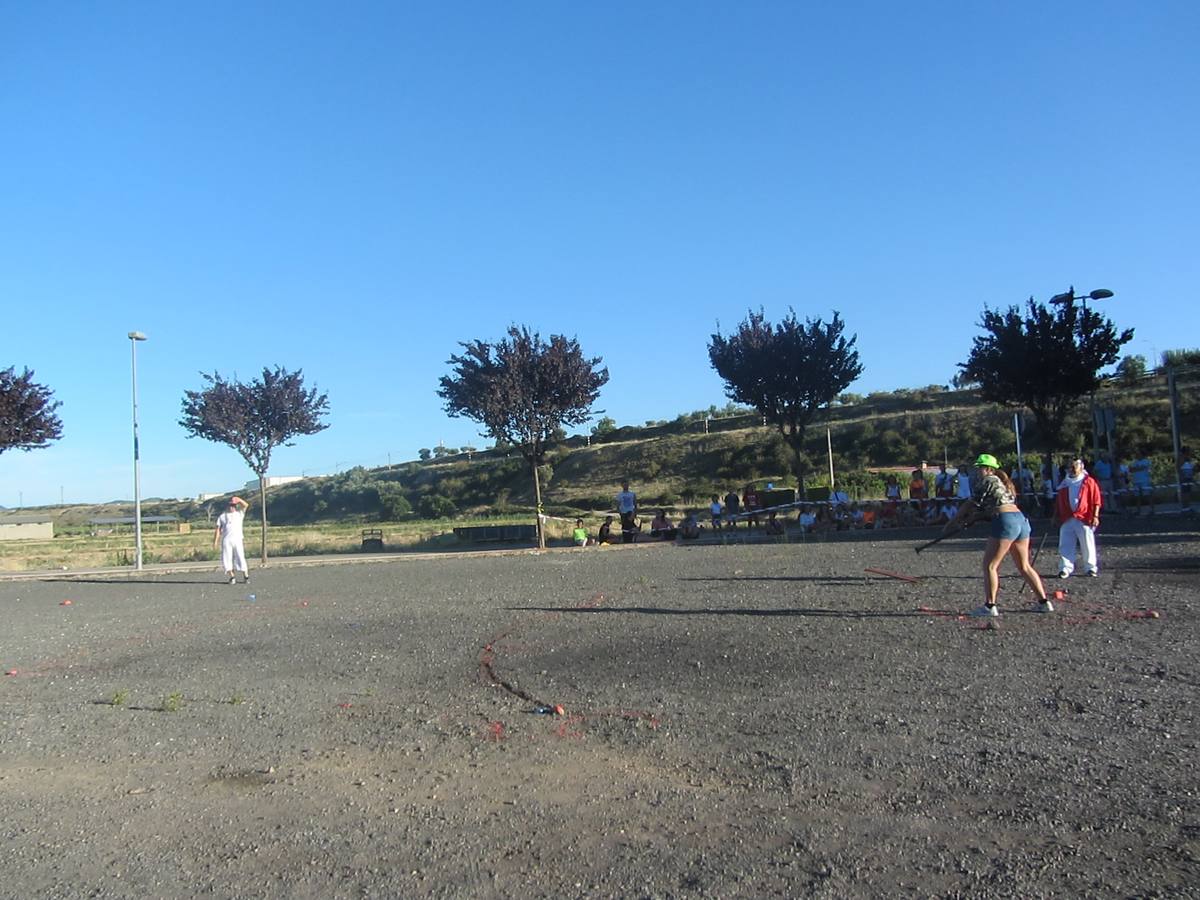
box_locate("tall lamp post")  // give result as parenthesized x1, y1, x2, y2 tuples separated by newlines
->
(128, 331, 147, 571)
(1048, 286, 1115, 464)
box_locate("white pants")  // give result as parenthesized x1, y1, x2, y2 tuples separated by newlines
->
(1058, 518, 1098, 575)
(220, 538, 247, 575)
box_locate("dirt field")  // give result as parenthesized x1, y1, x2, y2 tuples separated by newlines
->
(1, 519, 1197, 898)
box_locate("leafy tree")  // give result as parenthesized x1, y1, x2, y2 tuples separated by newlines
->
(708, 309, 863, 494)
(0, 367, 63, 455)
(958, 294, 1133, 457)
(418, 448, 432, 461)
(1162, 348, 1200, 369)
(1116, 354, 1147, 385)
(418, 494, 457, 519)
(179, 366, 329, 562)
(591, 416, 617, 436)
(438, 326, 608, 548)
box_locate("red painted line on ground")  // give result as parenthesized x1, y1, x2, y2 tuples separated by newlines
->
(865, 567, 922, 583)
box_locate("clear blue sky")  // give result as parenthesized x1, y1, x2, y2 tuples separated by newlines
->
(2, 2, 1196, 506)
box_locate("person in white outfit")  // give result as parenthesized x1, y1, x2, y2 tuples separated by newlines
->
(1055, 458, 1103, 578)
(214, 496, 250, 584)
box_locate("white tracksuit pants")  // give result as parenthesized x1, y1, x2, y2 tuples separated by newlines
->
(1058, 518, 1098, 576)
(221, 538, 248, 575)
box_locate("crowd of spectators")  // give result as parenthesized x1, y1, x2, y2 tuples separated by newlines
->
(570, 454, 1192, 547)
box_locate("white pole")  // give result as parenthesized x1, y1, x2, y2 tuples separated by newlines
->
(129, 332, 147, 571)
(1014, 413, 1024, 500)
(827, 428, 835, 492)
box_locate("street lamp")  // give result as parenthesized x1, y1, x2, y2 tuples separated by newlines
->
(1049, 286, 1114, 310)
(1047, 287, 1117, 468)
(128, 331, 147, 571)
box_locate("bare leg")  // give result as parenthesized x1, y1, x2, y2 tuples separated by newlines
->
(982, 537, 1013, 605)
(1007, 538, 1048, 601)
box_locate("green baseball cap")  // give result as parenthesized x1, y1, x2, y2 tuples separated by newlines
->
(974, 453, 1000, 469)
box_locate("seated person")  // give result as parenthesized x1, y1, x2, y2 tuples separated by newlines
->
(924, 500, 949, 527)
(862, 504, 878, 529)
(878, 500, 897, 528)
(849, 502, 866, 529)
(678, 511, 701, 539)
(649, 510, 677, 541)
(764, 510, 785, 535)
(797, 504, 817, 533)
(572, 518, 590, 547)
(597, 515, 615, 544)
(899, 500, 922, 527)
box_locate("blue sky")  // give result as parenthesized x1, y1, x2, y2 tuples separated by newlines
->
(1, 1, 1195, 506)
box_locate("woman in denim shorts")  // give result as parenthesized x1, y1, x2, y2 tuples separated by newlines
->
(944, 453, 1053, 618)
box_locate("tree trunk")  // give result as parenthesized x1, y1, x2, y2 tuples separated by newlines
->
(532, 463, 545, 549)
(258, 474, 268, 564)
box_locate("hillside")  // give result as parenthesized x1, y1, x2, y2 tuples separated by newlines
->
(17, 375, 1194, 528)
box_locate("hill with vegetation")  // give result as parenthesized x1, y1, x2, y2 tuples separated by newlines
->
(23, 370, 1196, 530)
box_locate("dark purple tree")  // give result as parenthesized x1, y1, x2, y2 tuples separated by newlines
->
(709, 309, 863, 495)
(959, 296, 1133, 458)
(0, 367, 63, 455)
(438, 326, 608, 548)
(180, 367, 329, 562)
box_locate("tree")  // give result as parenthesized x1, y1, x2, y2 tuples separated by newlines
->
(591, 416, 617, 437)
(418, 448, 432, 461)
(959, 295, 1133, 458)
(1115, 355, 1147, 386)
(0, 367, 63, 455)
(438, 326, 608, 548)
(179, 367, 329, 563)
(708, 309, 863, 495)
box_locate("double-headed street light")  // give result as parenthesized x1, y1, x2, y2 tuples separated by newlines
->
(1047, 287, 1117, 466)
(129, 331, 147, 571)
(1049, 286, 1114, 310)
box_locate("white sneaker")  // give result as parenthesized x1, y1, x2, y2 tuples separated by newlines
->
(1086, 571, 1098, 577)
(969, 604, 999, 617)
(1032, 599, 1054, 613)
(228, 575, 236, 585)
(1057, 571, 1070, 579)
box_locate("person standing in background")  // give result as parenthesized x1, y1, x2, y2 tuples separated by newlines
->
(616, 481, 638, 543)
(1055, 457, 1103, 578)
(214, 496, 250, 585)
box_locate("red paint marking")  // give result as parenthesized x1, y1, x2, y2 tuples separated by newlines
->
(865, 567, 921, 584)
(59, 599, 73, 606)
(337, 702, 353, 709)
(5, 669, 17, 676)
(483, 721, 506, 742)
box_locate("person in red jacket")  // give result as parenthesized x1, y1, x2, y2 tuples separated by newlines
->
(1055, 456, 1103, 578)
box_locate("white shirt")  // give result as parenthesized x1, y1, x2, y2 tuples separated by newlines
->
(217, 509, 245, 543)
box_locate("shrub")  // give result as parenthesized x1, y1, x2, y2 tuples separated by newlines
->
(418, 495, 458, 519)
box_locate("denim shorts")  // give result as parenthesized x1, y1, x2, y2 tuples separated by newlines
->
(990, 511, 1031, 541)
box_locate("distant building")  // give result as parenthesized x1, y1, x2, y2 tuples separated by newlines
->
(0, 514, 54, 541)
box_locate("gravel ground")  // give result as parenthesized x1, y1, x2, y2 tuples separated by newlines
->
(1, 519, 1197, 899)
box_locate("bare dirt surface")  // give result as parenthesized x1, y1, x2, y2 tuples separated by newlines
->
(1, 519, 1197, 898)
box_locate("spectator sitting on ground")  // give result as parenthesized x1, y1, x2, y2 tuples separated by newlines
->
(899, 500, 922, 527)
(679, 511, 701, 539)
(597, 516, 615, 544)
(709, 495, 723, 531)
(815, 505, 836, 533)
(650, 509, 677, 541)
(862, 503, 878, 529)
(797, 504, 817, 533)
(879, 499, 898, 528)
(924, 499, 949, 527)
(765, 509, 785, 535)
(849, 502, 865, 529)
(572, 518, 590, 547)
